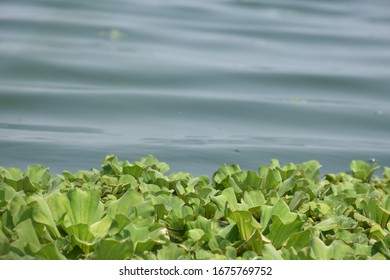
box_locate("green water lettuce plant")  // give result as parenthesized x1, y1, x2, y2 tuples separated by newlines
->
(0, 155, 389, 259)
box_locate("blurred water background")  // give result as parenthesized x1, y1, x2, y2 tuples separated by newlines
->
(1, 0, 390, 176)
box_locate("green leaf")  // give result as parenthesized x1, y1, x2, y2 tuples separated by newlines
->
(64, 188, 105, 227)
(203, 202, 217, 219)
(238, 171, 261, 191)
(246, 229, 263, 255)
(372, 235, 390, 259)
(213, 164, 241, 190)
(157, 243, 187, 260)
(28, 195, 61, 239)
(65, 224, 96, 243)
(118, 174, 137, 187)
(187, 216, 213, 234)
(65, 224, 96, 254)
(225, 246, 237, 259)
(211, 187, 239, 213)
(107, 190, 144, 218)
(101, 154, 122, 175)
(285, 230, 311, 250)
(3, 168, 38, 193)
(217, 224, 240, 242)
(315, 216, 357, 232)
(123, 162, 144, 178)
(90, 216, 113, 238)
(36, 243, 66, 260)
(299, 160, 322, 181)
(309, 238, 354, 260)
(13, 219, 41, 254)
(260, 199, 299, 232)
(124, 223, 157, 254)
(154, 204, 168, 220)
(24, 164, 51, 190)
(277, 176, 297, 196)
(186, 229, 205, 243)
(288, 190, 310, 211)
(369, 224, 387, 240)
(138, 154, 170, 174)
(384, 167, 390, 180)
(262, 244, 283, 260)
(91, 239, 133, 260)
(242, 250, 261, 260)
(7, 191, 30, 227)
(196, 249, 221, 260)
(0, 183, 17, 209)
(4, 168, 24, 182)
(227, 210, 261, 240)
(45, 191, 70, 223)
(260, 168, 282, 192)
(126, 223, 149, 243)
(350, 160, 380, 182)
(361, 198, 390, 229)
(242, 190, 266, 208)
(0, 229, 11, 256)
(222, 171, 261, 194)
(268, 214, 304, 249)
(310, 237, 331, 260)
(107, 214, 131, 236)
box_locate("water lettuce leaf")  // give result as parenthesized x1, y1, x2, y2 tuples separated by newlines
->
(360, 198, 390, 229)
(91, 238, 133, 260)
(28, 195, 61, 239)
(350, 160, 380, 182)
(268, 214, 304, 249)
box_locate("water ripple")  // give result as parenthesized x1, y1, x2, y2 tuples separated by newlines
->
(1, 0, 390, 174)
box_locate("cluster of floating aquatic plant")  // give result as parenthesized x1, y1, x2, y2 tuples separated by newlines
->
(0, 155, 389, 259)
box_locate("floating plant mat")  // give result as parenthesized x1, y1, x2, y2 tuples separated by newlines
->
(0, 155, 389, 260)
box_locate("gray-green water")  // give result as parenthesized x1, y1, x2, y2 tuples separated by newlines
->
(1, 0, 390, 176)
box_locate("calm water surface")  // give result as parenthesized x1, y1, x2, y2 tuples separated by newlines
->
(1, 0, 390, 176)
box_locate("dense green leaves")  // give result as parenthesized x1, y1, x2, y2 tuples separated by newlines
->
(0, 155, 389, 259)
(350, 160, 380, 182)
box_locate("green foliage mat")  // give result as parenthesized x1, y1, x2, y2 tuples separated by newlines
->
(0, 155, 389, 260)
